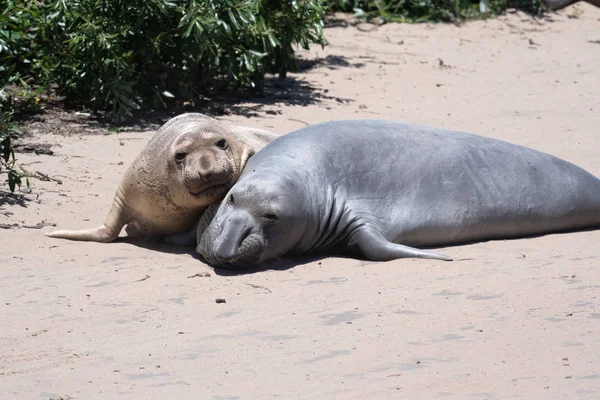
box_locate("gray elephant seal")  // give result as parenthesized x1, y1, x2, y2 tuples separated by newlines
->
(46, 113, 279, 243)
(544, 0, 599, 11)
(197, 119, 600, 269)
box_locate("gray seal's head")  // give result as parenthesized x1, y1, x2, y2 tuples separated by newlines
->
(197, 173, 309, 269)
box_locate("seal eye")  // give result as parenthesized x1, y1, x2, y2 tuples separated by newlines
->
(174, 150, 187, 163)
(215, 138, 228, 150)
(262, 213, 279, 224)
(227, 194, 234, 205)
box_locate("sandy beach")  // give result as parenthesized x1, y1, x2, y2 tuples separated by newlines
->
(1, 5, 600, 399)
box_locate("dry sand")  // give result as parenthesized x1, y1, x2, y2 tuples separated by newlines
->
(2, 6, 600, 400)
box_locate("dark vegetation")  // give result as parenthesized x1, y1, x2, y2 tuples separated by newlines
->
(1, 0, 546, 192)
(328, 0, 545, 22)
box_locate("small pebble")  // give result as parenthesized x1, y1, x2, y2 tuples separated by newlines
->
(216, 298, 226, 304)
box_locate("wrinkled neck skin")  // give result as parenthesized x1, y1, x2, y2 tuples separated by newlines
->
(228, 125, 281, 182)
(288, 176, 351, 258)
(258, 168, 352, 262)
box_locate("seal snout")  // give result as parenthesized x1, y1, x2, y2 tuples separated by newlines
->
(196, 166, 231, 183)
(184, 153, 233, 197)
(213, 212, 265, 269)
(186, 169, 231, 198)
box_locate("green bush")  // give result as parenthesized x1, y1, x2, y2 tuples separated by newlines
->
(1, 0, 327, 124)
(326, 0, 546, 22)
(1, 2, 23, 192)
(1, 0, 549, 128)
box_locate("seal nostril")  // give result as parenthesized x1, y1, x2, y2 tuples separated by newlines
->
(236, 232, 264, 266)
(237, 226, 252, 248)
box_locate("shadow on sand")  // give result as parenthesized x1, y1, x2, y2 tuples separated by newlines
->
(117, 223, 600, 275)
(117, 235, 362, 276)
(0, 190, 35, 208)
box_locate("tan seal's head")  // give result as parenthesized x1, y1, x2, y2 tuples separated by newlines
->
(46, 113, 279, 243)
(162, 117, 247, 208)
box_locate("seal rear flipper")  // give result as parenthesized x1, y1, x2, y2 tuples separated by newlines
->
(351, 228, 453, 262)
(45, 225, 121, 243)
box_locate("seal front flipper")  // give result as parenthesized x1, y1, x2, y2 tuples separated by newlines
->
(351, 227, 453, 262)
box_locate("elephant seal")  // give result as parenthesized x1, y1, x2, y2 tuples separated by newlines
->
(544, 0, 600, 11)
(196, 119, 600, 269)
(46, 113, 279, 243)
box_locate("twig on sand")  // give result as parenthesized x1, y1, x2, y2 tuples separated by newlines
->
(243, 282, 272, 293)
(287, 118, 309, 126)
(0, 221, 56, 230)
(35, 171, 63, 184)
(188, 272, 211, 278)
(356, 23, 381, 33)
(134, 274, 151, 282)
(13, 143, 54, 156)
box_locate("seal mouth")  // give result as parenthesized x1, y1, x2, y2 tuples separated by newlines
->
(187, 181, 230, 198)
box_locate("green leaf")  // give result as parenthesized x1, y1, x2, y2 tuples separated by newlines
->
(227, 9, 240, 29)
(1, 137, 11, 162)
(267, 33, 280, 48)
(47, 11, 61, 20)
(8, 170, 21, 192)
(220, 20, 231, 37)
(237, 10, 249, 24)
(248, 50, 267, 57)
(242, 54, 252, 71)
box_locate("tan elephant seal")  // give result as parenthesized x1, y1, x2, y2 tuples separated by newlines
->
(46, 113, 279, 243)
